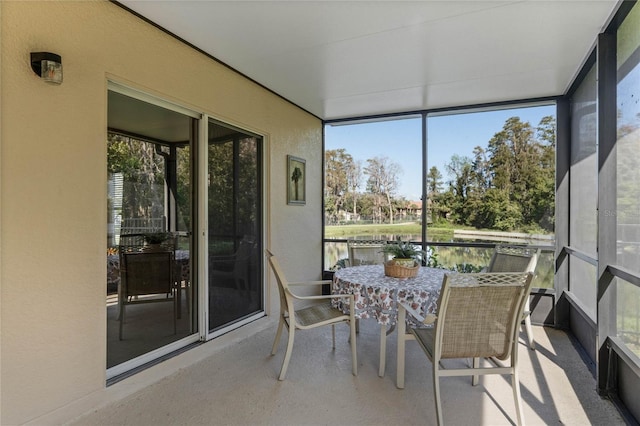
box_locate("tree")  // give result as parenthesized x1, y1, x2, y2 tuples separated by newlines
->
(482, 116, 556, 231)
(346, 159, 362, 217)
(364, 156, 402, 224)
(291, 166, 302, 200)
(437, 115, 556, 233)
(426, 166, 444, 224)
(325, 149, 356, 223)
(107, 134, 165, 220)
(426, 166, 443, 195)
(445, 155, 478, 226)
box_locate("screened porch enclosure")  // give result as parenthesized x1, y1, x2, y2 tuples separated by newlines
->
(320, 4, 640, 420)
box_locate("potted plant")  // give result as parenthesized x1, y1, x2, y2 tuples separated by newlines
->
(142, 232, 171, 251)
(382, 239, 427, 266)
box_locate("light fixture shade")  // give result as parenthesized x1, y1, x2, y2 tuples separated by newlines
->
(30, 52, 63, 84)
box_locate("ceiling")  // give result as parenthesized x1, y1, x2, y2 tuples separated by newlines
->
(118, 1, 619, 121)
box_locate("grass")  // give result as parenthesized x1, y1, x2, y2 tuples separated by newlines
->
(325, 222, 454, 240)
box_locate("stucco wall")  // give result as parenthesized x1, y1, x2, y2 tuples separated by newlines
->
(0, 1, 322, 424)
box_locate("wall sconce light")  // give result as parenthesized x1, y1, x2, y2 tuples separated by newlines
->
(30, 52, 63, 84)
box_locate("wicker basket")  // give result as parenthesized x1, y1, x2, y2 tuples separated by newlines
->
(384, 260, 419, 278)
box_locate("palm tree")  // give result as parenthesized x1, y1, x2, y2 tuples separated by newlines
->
(291, 167, 302, 200)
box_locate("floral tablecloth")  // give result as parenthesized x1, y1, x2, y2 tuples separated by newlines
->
(332, 265, 448, 325)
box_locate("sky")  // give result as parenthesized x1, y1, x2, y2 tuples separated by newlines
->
(325, 104, 556, 201)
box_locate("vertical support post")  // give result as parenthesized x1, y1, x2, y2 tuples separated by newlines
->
(421, 112, 428, 257)
(597, 31, 618, 395)
(555, 97, 571, 328)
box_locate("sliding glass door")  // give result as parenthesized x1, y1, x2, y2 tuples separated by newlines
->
(106, 84, 264, 377)
(106, 85, 199, 377)
(207, 119, 263, 333)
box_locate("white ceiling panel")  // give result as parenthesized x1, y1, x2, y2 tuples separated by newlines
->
(119, 0, 619, 120)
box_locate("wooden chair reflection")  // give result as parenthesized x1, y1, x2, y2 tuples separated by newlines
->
(209, 238, 256, 293)
(119, 251, 176, 340)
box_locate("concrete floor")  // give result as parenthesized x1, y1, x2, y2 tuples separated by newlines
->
(64, 318, 623, 426)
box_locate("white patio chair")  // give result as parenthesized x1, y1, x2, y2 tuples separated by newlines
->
(266, 250, 357, 380)
(487, 244, 540, 349)
(347, 239, 388, 266)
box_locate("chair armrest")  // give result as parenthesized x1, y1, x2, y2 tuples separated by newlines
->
(287, 290, 354, 308)
(209, 255, 237, 264)
(293, 293, 352, 301)
(288, 280, 332, 287)
(397, 300, 437, 325)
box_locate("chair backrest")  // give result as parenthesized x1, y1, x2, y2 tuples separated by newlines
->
(265, 250, 294, 317)
(119, 233, 177, 254)
(235, 238, 256, 264)
(347, 240, 388, 266)
(434, 272, 533, 361)
(121, 251, 174, 298)
(119, 233, 146, 253)
(487, 245, 539, 274)
(232, 238, 257, 282)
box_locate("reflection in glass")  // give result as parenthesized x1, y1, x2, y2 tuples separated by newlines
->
(106, 90, 196, 371)
(616, 3, 640, 274)
(618, 279, 640, 357)
(615, 2, 640, 357)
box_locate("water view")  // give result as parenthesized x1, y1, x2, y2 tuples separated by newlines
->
(324, 223, 555, 289)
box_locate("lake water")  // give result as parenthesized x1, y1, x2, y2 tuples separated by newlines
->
(324, 234, 555, 289)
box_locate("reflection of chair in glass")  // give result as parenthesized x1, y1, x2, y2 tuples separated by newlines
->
(209, 238, 256, 292)
(347, 239, 388, 266)
(119, 232, 176, 253)
(486, 244, 540, 350)
(396, 272, 533, 426)
(118, 233, 146, 253)
(119, 251, 176, 340)
(266, 250, 357, 380)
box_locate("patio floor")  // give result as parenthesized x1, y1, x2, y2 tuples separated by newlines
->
(68, 318, 623, 426)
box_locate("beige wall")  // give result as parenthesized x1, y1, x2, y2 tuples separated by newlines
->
(0, 1, 323, 424)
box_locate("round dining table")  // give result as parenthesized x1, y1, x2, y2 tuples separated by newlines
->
(333, 264, 448, 376)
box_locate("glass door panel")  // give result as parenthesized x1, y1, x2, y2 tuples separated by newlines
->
(207, 120, 262, 332)
(107, 89, 197, 373)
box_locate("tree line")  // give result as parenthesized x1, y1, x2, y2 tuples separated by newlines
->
(325, 116, 556, 233)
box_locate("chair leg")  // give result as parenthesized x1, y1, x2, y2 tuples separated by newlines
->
(396, 305, 409, 388)
(350, 319, 358, 376)
(433, 364, 444, 426)
(523, 298, 535, 350)
(119, 303, 125, 340)
(379, 324, 386, 377)
(396, 329, 406, 389)
(278, 326, 295, 381)
(271, 317, 285, 355)
(512, 368, 525, 426)
(185, 281, 191, 314)
(332, 324, 336, 349)
(472, 357, 480, 386)
(175, 282, 182, 319)
(173, 289, 177, 335)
